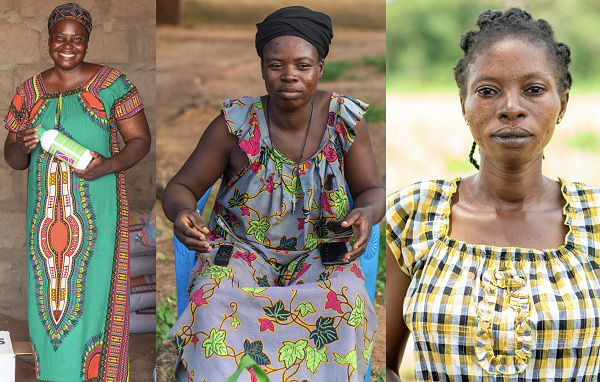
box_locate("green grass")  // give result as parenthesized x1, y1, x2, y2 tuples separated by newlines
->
(321, 60, 353, 81)
(362, 55, 386, 73)
(365, 105, 385, 123)
(564, 130, 600, 153)
(371, 366, 386, 382)
(156, 293, 177, 345)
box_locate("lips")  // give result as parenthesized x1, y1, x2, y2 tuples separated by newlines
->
(58, 53, 76, 59)
(492, 127, 533, 145)
(278, 88, 301, 100)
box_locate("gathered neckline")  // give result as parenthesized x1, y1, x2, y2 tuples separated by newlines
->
(440, 177, 573, 255)
(37, 65, 105, 96)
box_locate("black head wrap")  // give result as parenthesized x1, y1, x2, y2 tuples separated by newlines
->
(48, 3, 92, 38)
(255, 6, 333, 60)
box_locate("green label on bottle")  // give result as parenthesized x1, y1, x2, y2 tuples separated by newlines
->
(48, 134, 87, 167)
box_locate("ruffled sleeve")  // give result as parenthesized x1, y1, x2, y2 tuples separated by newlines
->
(221, 96, 263, 159)
(561, 180, 600, 260)
(386, 180, 449, 277)
(329, 93, 368, 153)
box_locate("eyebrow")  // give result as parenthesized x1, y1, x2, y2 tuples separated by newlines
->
(472, 71, 553, 83)
(265, 56, 316, 63)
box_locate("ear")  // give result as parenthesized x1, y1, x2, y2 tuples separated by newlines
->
(260, 59, 265, 80)
(317, 60, 324, 79)
(460, 95, 467, 121)
(557, 89, 569, 123)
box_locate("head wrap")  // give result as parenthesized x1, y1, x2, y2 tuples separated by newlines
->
(48, 3, 92, 38)
(255, 6, 333, 60)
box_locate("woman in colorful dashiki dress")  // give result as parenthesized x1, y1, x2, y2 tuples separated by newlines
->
(162, 6, 385, 382)
(3, 4, 151, 381)
(386, 8, 600, 382)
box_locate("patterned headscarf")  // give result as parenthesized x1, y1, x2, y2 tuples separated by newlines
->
(48, 3, 92, 38)
(255, 6, 333, 59)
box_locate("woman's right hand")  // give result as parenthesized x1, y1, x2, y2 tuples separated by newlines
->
(173, 208, 212, 252)
(15, 125, 40, 154)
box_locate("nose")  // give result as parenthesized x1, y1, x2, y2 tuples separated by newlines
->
(280, 66, 298, 82)
(496, 89, 527, 121)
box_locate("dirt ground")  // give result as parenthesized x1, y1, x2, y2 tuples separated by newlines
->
(155, 23, 385, 380)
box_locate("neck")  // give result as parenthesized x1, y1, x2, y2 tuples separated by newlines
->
(468, 154, 553, 209)
(267, 95, 315, 132)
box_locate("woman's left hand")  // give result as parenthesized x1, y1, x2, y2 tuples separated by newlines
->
(73, 151, 112, 180)
(340, 207, 373, 263)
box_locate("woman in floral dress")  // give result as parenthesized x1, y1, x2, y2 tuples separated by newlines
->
(162, 6, 384, 382)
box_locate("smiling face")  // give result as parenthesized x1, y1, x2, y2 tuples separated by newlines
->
(48, 19, 88, 71)
(261, 35, 324, 110)
(461, 37, 569, 167)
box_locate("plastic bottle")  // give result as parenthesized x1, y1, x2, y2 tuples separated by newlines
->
(35, 125, 93, 170)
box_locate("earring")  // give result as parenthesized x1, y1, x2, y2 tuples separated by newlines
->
(465, 120, 469, 126)
(469, 141, 480, 170)
(557, 117, 562, 124)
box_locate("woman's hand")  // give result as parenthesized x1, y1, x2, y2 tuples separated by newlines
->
(173, 208, 212, 253)
(340, 207, 373, 262)
(15, 125, 40, 154)
(73, 151, 112, 180)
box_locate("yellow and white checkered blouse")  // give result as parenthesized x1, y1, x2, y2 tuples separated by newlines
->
(386, 178, 600, 380)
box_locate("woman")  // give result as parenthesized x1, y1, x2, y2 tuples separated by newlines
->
(3, 3, 151, 381)
(386, 8, 599, 381)
(162, 6, 384, 382)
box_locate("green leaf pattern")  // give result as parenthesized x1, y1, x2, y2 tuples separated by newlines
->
(278, 339, 308, 368)
(201, 328, 228, 358)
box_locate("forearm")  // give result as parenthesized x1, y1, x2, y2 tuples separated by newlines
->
(162, 181, 202, 223)
(105, 136, 150, 174)
(350, 186, 385, 222)
(4, 141, 30, 170)
(386, 366, 402, 382)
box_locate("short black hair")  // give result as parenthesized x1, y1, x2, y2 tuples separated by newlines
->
(453, 8, 572, 98)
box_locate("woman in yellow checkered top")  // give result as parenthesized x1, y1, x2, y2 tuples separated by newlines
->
(386, 8, 600, 381)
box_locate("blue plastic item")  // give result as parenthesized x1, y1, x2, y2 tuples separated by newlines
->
(173, 184, 379, 381)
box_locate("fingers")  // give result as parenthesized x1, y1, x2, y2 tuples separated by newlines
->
(73, 152, 108, 180)
(16, 126, 40, 154)
(341, 209, 372, 263)
(174, 209, 211, 252)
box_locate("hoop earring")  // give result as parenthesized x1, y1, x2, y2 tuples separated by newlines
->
(469, 141, 480, 170)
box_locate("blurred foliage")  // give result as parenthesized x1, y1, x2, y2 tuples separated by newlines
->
(322, 60, 353, 81)
(565, 130, 600, 153)
(376, 226, 386, 306)
(365, 105, 386, 123)
(387, 0, 600, 93)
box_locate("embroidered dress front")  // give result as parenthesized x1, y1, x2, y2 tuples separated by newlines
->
(4, 66, 143, 382)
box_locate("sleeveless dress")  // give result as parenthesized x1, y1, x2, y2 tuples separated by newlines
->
(4, 66, 143, 382)
(169, 93, 378, 382)
(386, 178, 600, 381)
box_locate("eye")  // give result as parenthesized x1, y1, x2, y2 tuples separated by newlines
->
(53, 35, 64, 41)
(525, 86, 545, 94)
(476, 87, 497, 96)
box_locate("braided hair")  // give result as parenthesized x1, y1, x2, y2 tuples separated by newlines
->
(454, 8, 572, 169)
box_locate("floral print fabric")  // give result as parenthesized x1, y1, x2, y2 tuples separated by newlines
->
(169, 93, 378, 382)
